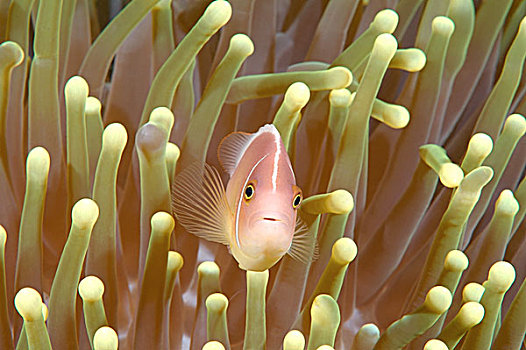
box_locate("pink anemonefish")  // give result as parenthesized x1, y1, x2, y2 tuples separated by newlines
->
(172, 124, 314, 271)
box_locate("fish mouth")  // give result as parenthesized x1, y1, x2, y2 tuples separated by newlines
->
(263, 217, 280, 222)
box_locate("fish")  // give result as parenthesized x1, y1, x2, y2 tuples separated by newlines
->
(172, 124, 315, 271)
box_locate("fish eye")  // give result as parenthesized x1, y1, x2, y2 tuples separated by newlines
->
(293, 193, 302, 208)
(244, 184, 255, 200)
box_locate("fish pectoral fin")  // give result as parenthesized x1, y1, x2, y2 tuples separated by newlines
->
(287, 216, 319, 264)
(172, 162, 232, 246)
(217, 131, 255, 176)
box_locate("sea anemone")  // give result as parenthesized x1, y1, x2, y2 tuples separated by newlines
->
(0, 0, 525, 349)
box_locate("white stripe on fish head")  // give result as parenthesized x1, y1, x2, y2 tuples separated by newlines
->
(235, 154, 268, 248)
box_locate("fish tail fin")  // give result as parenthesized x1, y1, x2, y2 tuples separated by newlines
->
(172, 162, 232, 246)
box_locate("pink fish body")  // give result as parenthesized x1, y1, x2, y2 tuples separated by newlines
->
(173, 124, 310, 271)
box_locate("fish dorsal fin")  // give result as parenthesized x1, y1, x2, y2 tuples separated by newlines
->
(287, 216, 319, 264)
(217, 131, 255, 176)
(172, 162, 231, 246)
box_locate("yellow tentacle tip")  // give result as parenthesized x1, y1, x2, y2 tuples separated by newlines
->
(316, 346, 334, 350)
(0, 225, 5, 248)
(102, 123, 128, 152)
(167, 251, 184, 272)
(27, 146, 51, 177)
(93, 326, 118, 350)
(14, 288, 43, 322)
(374, 33, 398, 58)
(377, 102, 409, 129)
(85, 96, 102, 114)
(467, 133, 493, 158)
(329, 89, 352, 108)
(457, 302, 484, 328)
(432, 16, 455, 36)
(198, 261, 220, 276)
(151, 211, 175, 234)
(326, 189, 354, 214)
(285, 82, 311, 110)
(149, 106, 174, 132)
(372, 9, 399, 34)
(462, 166, 493, 191)
(390, 48, 426, 72)
(424, 339, 448, 350)
(0, 41, 24, 66)
(78, 275, 105, 302)
(202, 340, 225, 350)
(205, 293, 229, 313)
(72, 198, 100, 230)
(444, 250, 469, 272)
(328, 67, 353, 88)
(65, 75, 90, 98)
(503, 114, 526, 136)
(331, 237, 358, 265)
(230, 33, 255, 57)
(283, 329, 305, 350)
(424, 286, 452, 314)
(311, 294, 339, 323)
(438, 163, 464, 188)
(462, 282, 485, 303)
(203, 0, 232, 30)
(487, 261, 516, 292)
(495, 189, 519, 216)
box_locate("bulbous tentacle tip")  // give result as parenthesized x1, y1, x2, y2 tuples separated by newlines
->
(438, 163, 464, 188)
(503, 113, 526, 136)
(93, 326, 118, 350)
(327, 189, 354, 214)
(487, 261, 516, 292)
(495, 189, 519, 216)
(457, 301, 485, 327)
(72, 198, 100, 229)
(424, 286, 452, 314)
(206, 292, 229, 312)
(27, 146, 51, 174)
(85, 96, 102, 114)
(198, 261, 220, 275)
(0, 41, 24, 66)
(136, 123, 166, 155)
(444, 250, 469, 272)
(167, 251, 184, 272)
(14, 287, 43, 322)
(230, 33, 255, 57)
(202, 340, 225, 350)
(432, 16, 455, 37)
(328, 67, 353, 88)
(283, 329, 305, 350)
(374, 33, 398, 59)
(202, 0, 232, 31)
(151, 211, 175, 234)
(424, 339, 448, 350)
(329, 88, 352, 108)
(78, 275, 105, 301)
(372, 9, 399, 33)
(331, 237, 357, 265)
(316, 345, 334, 350)
(149, 106, 174, 132)
(102, 123, 128, 152)
(285, 82, 311, 109)
(65, 75, 90, 98)
(462, 282, 485, 303)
